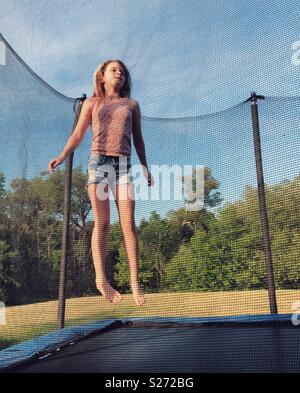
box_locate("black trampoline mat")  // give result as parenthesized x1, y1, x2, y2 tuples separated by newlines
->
(15, 324, 300, 373)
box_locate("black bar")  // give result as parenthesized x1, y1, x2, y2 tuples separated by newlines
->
(57, 94, 87, 329)
(248, 92, 278, 314)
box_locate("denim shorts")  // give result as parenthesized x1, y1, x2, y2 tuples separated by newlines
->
(85, 153, 133, 190)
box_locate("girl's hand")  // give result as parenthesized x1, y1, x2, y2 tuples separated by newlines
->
(143, 167, 154, 187)
(48, 155, 66, 173)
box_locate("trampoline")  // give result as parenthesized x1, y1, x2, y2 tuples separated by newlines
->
(0, 314, 299, 373)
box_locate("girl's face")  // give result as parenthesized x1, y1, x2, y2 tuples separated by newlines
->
(102, 61, 126, 89)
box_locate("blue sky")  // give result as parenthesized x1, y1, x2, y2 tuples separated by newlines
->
(1, 0, 300, 224)
(2, 0, 300, 113)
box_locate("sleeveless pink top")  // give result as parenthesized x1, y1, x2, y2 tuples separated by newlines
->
(90, 97, 139, 157)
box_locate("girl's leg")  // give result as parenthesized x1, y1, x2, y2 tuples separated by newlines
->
(88, 183, 122, 304)
(113, 181, 146, 306)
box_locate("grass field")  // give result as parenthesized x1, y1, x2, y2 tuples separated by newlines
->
(1, 289, 299, 351)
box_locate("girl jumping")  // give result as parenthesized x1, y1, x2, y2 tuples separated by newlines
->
(48, 60, 154, 306)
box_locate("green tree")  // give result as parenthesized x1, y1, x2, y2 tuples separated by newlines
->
(0, 240, 22, 304)
(115, 211, 180, 292)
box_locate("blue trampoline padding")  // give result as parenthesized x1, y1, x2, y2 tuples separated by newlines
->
(0, 313, 294, 371)
(0, 319, 124, 371)
(122, 313, 294, 325)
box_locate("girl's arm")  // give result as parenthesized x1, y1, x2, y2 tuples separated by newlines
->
(60, 98, 94, 159)
(132, 101, 148, 169)
(48, 98, 94, 172)
(132, 101, 154, 186)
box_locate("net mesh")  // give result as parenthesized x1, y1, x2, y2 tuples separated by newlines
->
(1, 0, 300, 350)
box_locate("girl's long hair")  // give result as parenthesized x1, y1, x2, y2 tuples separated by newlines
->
(92, 59, 132, 98)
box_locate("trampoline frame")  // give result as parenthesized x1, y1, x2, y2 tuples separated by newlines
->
(0, 313, 298, 373)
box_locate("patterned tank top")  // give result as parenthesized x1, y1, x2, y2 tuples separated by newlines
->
(90, 97, 140, 157)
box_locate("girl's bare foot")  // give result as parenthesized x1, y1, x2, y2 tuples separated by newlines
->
(133, 289, 146, 306)
(96, 279, 123, 304)
(130, 281, 146, 306)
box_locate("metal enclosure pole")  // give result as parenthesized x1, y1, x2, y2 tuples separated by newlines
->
(248, 92, 278, 314)
(57, 94, 87, 329)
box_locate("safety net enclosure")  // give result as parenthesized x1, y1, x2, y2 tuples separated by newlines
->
(1, 0, 300, 373)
